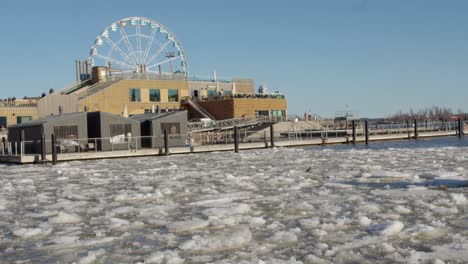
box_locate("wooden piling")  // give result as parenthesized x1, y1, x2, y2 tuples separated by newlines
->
(51, 133, 57, 165)
(2, 137, 5, 155)
(41, 134, 46, 163)
(234, 126, 239, 153)
(163, 129, 169, 155)
(406, 120, 411, 140)
(413, 120, 418, 139)
(458, 118, 464, 138)
(270, 124, 275, 148)
(364, 120, 369, 145)
(352, 120, 357, 144)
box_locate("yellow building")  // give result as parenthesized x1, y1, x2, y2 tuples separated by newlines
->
(35, 68, 286, 121)
(0, 99, 38, 128)
(3, 68, 286, 126)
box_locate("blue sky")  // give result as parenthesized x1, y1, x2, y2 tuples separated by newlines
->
(1, 0, 468, 117)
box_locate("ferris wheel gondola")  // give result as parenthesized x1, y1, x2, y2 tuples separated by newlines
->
(89, 17, 188, 75)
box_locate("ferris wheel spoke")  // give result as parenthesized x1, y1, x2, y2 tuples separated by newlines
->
(90, 17, 188, 75)
(136, 23, 143, 63)
(103, 37, 137, 65)
(145, 40, 172, 66)
(142, 28, 158, 64)
(119, 27, 140, 64)
(94, 53, 134, 69)
(147, 55, 181, 69)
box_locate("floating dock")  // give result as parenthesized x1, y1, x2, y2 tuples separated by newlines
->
(0, 130, 461, 164)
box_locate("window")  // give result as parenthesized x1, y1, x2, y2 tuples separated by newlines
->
(168, 89, 179, 102)
(271, 110, 285, 117)
(149, 89, 160, 102)
(110, 124, 132, 137)
(110, 124, 132, 144)
(161, 122, 181, 139)
(54, 125, 78, 139)
(0, 116, 6, 128)
(16, 116, 32, 124)
(255, 111, 269, 117)
(129, 88, 141, 102)
(223, 90, 232, 95)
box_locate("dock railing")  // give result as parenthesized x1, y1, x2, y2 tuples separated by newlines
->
(0, 120, 463, 163)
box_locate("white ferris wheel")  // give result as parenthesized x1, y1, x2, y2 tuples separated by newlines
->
(89, 17, 188, 75)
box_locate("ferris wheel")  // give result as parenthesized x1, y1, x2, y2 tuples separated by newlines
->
(89, 17, 188, 75)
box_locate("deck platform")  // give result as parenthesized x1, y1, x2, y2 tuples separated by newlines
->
(0, 131, 460, 164)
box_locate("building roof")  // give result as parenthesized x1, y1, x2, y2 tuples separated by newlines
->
(88, 111, 141, 124)
(9, 112, 87, 128)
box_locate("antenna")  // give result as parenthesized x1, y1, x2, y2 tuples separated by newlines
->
(165, 52, 175, 73)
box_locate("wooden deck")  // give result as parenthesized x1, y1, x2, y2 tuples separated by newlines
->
(0, 130, 461, 164)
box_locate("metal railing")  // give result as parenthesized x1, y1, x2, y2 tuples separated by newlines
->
(0, 102, 37, 108)
(108, 72, 188, 82)
(61, 79, 93, 95)
(0, 120, 463, 161)
(188, 116, 286, 131)
(190, 93, 286, 102)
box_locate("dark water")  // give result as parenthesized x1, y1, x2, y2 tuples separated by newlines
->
(306, 136, 468, 151)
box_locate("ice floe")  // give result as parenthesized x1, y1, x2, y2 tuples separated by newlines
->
(0, 139, 467, 263)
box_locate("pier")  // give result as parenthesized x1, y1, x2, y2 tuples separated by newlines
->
(1, 119, 465, 164)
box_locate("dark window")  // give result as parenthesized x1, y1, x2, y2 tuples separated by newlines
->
(0, 116, 6, 127)
(149, 89, 160, 102)
(129, 88, 141, 102)
(161, 122, 181, 139)
(16, 116, 32, 124)
(110, 124, 132, 137)
(255, 111, 269, 117)
(54, 125, 79, 139)
(168, 89, 179, 102)
(271, 110, 285, 117)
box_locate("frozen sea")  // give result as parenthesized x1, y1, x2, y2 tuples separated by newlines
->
(0, 137, 467, 264)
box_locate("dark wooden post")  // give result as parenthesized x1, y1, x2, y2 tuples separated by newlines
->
(406, 120, 411, 140)
(270, 124, 275, 148)
(2, 137, 5, 155)
(163, 129, 169, 155)
(413, 120, 418, 139)
(51, 133, 57, 165)
(364, 120, 369, 145)
(18, 130, 23, 155)
(234, 126, 239, 153)
(458, 118, 463, 138)
(41, 134, 46, 162)
(352, 120, 357, 144)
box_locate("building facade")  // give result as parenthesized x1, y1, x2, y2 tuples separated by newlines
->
(0, 100, 38, 128)
(2, 68, 287, 126)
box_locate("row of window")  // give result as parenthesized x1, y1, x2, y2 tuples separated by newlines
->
(129, 88, 179, 103)
(204, 90, 232, 97)
(0, 116, 32, 128)
(255, 110, 286, 117)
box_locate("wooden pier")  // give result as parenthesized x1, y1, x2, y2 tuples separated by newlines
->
(0, 130, 460, 165)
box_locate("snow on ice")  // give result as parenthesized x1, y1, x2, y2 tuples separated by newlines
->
(0, 139, 467, 263)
